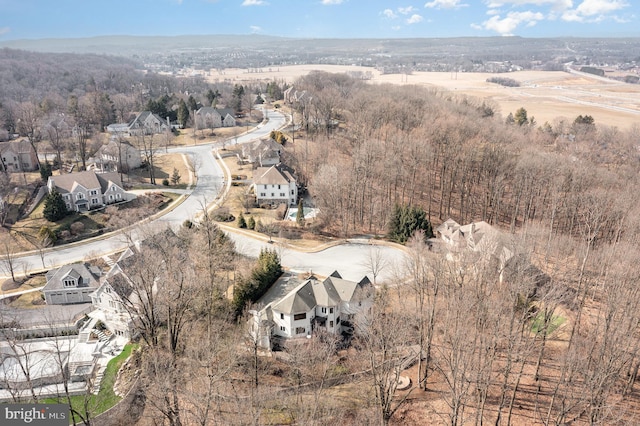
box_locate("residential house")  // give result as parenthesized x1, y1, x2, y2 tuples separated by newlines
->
(242, 137, 282, 167)
(91, 229, 181, 340)
(47, 170, 132, 212)
(252, 163, 297, 207)
(249, 272, 374, 349)
(93, 139, 142, 172)
(127, 111, 169, 136)
(0, 139, 38, 172)
(195, 107, 236, 130)
(42, 263, 101, 305)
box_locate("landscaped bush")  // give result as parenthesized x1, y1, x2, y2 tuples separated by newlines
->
(70, 222, 85, 235)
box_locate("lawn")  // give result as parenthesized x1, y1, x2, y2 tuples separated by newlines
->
(44, 343, 138, 423)
(531, 312, 566, 335)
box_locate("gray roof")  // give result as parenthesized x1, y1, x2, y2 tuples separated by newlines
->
(270, 274, 372, 315)
(254, 163, 295, 186)
(48, 170, 123, 194)
(43, 263, 101, 293)
(0, 139, 33, 156)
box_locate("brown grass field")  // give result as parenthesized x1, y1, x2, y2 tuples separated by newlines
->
(206, 65, 640, 129)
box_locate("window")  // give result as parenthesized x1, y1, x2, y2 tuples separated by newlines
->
(280, 326, 286, 332)
(106, 286, 111, 293)
(109, 195, 114, 201)
(271, 193, 274, 197)
(90, 190, 98, 196)
(291, 190, 294, 195)
(295, 327, 305, 335)
(280, 313, 284, 320)
(277, 184, 281, 189)
(64, 194, 71, 200)
(76, 193, 84, 200)
(321, 307, 326, 314)
(337, 316, 340, 324)
(112, 187, 117, 192)
(330, 307, 334, 314)
(91, 198, 99, 204)
(293, 313, 307, 321)
(329, 321, 334, 328)
(63, 279, 75, 287)
(260, 193, 266, 197)
(116, 194, 121, 200)
(280, 193, 285, 197)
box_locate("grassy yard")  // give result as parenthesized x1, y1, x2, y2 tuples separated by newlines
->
(531, 312, 566, 335)
(44, 343, 138, 423)
(128, 153, 190, 189)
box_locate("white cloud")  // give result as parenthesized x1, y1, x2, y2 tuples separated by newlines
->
(479, 10, 544, 35)
(398, 6, 417, 14)
(486, 0, 572, 9)
(250, 25, 262, 33)
(242, 0, 267, 5)
(562, 0, 629, 22)
(321, 0, 344, 4)
(0, 27, 10, 36)
(382, 9, 398, 19)
(425, 0, 469, 9)
(407, 14, 425, 24)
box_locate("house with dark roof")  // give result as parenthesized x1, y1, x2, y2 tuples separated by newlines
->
(47, 170, 132, 212)
(43, 263, 101, 305)
(252, 163, 297, 206)
(195, 107, 237, 130)
(249, 272, 374, 349)
(0, 139, 38, 172)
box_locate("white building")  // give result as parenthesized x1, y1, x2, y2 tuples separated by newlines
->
(249, 272, 374, 349)
(252, 163, 297, 207)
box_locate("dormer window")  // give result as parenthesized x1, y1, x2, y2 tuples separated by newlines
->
(63, 278, 76, 287)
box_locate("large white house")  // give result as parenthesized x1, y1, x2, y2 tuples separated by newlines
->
(249, 272, 374, 349)
(47, 171, 132, 212)
(252, 163, 297, 207)
(195, 107, 236, 130)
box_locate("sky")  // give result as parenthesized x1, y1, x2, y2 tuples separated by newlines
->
(0, 0, 637, 40)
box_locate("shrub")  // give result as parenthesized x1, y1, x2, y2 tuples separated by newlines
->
(162, 178, 170, 186)
(70, 222, 85, 235)
(237, 212, 247, 229)
(247, 216, 256, 230)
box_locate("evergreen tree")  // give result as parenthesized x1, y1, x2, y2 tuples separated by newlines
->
(232, 248, 283, 316)
(387, 204, 433, 244)
(187, 96, 198, 117)
(170, 168, 181, 185)
(177, 99, 189, 128)
(43, 190, 68, 222)
(247, 216, 256, 230)
(296, 198, 305, 227)
(39, 160, 52, 182)
(514, 107, 529, 126)
(237, 212, 247, 229)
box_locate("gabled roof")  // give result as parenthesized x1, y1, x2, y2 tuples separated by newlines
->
(196, 106, 219, 116)
(254, 163, 295, 186)
(48, 171, 123, 194)
(0, 139, 33, 156)
(43, 263, 101, 292)
(128, 111, 166, 129)
(272, 280, 316, 315)
(270, 273, 372, 315)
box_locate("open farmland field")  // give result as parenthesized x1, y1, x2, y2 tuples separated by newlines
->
(206, 65, 640, 129)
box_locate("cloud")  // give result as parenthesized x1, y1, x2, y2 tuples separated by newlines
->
(477, 10, 544, 35)
(382, 9, 398, 19)
(562, 0, 629, 22)
(486, 0, 572, 9)
(425, 0, 469, 9)
(0, 27, 10, 36)
(398, 6, 417, 14)
(250, 25, 262, 33)
(321, 0, 344, 4)
(407, 14, 425, 24)
(242, 0, 267, 5)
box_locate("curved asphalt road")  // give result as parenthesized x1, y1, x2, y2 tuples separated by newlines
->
(2, 108, 407, 284)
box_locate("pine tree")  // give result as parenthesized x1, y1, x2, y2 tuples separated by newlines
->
(237, 212, 247, 229)
(39, 160, 52, 183)
(387, 204, 433, 244)
(43, 190, 68, 222)
(296, 198, 305, 227)
(247, 216, 256, 230)
(170, 168, 181, 185)
(177, 99, 189, 128)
